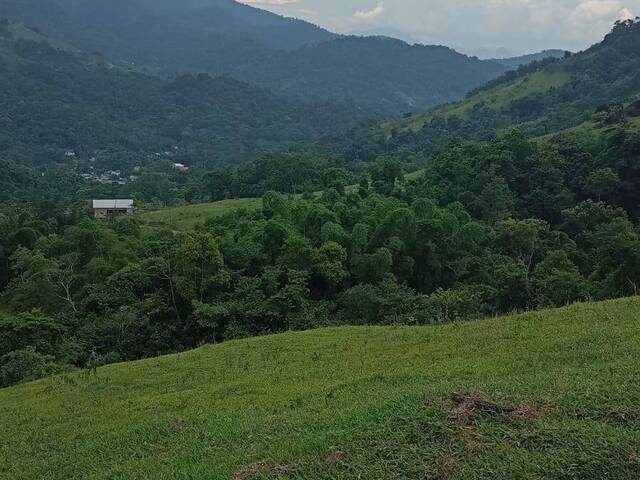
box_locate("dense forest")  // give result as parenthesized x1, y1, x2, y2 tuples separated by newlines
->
(0, 0, 509, 115)
(0, 21, 360, 199)
(3, 14, 640, 389)
(3, 118, 640, 386)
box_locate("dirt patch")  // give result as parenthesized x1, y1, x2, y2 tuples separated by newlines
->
(233, 461, 291, 480)
(325, 450, 349, 466)
(434, 454, 462, 480)
(167, 419, 186, 430)
(627, 450, 640, 464)
(449, 391, 548, 425)
(444, 391, 550, 452)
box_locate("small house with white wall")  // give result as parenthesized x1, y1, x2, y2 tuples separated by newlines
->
(92, 199, 134, 218)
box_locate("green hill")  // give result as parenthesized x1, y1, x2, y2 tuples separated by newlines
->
(0, 0, 509, 115)
(2, 297, 640, 479)
(398, 70, 570, 133)
(376, 19, 640, 157)
(0, 20, 362, 199)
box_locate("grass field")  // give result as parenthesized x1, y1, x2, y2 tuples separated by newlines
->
(1, 297, 640, 479)
(140, 198, 263, 230)
(393, 71, 569, 133)
(541, 115, 640, 152)
(140, 170, 425, 231)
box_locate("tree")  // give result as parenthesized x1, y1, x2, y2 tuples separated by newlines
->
(352, 248, 393, 283)
(0, 347, 67, 388)
(312, 241, 348, 295)
(4, 248, 76, 314)
(532, 251, 589, 307)
(175, 232, 229, 303)
(584, 168, 621, 201)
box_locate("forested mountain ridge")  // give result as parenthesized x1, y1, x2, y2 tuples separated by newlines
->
(0, 0, 510, 114)
(491, 49, 567, 69)
(0, 20, 360, 199)
(233, 36, 508, 115)
(376, 19, 640, 157)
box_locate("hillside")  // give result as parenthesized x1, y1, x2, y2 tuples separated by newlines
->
(0, 21, 361, 198)
(0, 0, 334, 60)
(142, 197, 263, 230)
(491, 49, 567, 69)
(0, 0, 510, 114)
(234, 36, 508, 115)
(1, 297, 640, 479)
(375, 19, 640, 157)
(139, 168, 427, 230)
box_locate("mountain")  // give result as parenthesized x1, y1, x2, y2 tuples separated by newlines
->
(347, 27, 421, 45)
(233, 36, 509, 114)
(2, 297, 640, 478)
(492, 49, 567, 69)
(0, 0, 334, 70)
(378, 19, 640, 155)
(0, 21, 354, 188)
(0, 0, 510, 114)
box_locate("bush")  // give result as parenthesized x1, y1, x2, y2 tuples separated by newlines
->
(0, 347, 69, 388)
(420, 286, 485, 324)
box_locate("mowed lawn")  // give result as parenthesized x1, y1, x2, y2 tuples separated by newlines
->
(2, 298, 640, 479)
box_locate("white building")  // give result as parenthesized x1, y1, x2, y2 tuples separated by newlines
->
(92, 199, 134, 218)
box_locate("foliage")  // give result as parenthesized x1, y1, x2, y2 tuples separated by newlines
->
(0, 2, 508, 115)
(3, 126, 640, 387)
(0, 346, 68, 387)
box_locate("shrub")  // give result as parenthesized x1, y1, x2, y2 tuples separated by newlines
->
(0, 347, 69, 388)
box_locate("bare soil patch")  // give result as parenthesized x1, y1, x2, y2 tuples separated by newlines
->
(233, 461, 291, 480)
(325, 449, 349, 466)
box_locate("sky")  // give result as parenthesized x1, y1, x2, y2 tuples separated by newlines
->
(239, 0, 638, 57)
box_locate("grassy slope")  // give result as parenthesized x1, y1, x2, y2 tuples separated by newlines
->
(139, 171, 424, 230)
(1, 297, 640, 479)
(544, 115, 640, 147)
(392, 71, 569, 133)
(140, 198, 263, 230)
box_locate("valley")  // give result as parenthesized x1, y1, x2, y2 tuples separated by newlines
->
(1, 4, 640, 479)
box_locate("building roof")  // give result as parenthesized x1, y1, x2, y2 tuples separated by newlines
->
(92, 199, 134, 209)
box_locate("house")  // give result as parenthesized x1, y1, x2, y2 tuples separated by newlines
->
(172, 163, 189, 172)
(92, 199, 134, 218)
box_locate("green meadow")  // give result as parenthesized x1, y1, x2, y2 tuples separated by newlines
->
(139, 170, 425, 231)
(1, 297, 639, 479)
(140, 197, 263, 230)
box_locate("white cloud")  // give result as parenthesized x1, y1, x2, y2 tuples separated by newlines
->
(239, 0, 640, 56)
(354, 1, 385, 23)
(570, 0, 634, 23)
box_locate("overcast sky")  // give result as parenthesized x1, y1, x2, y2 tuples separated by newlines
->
(240, 0, 637, 57)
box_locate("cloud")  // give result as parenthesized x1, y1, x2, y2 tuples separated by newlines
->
(567, 1, 635, 39)
(239, 0, 640, 56)
(354, 1, 385, 23)
(570, 0, 634, 22)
